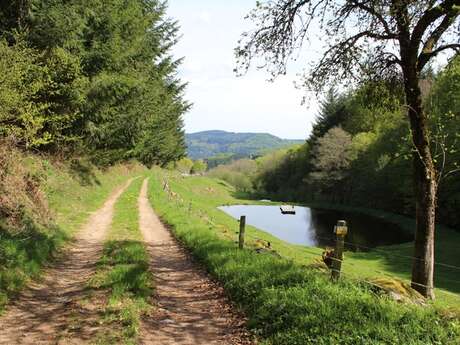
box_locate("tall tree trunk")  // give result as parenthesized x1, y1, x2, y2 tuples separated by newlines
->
(404, 68, 437, 299)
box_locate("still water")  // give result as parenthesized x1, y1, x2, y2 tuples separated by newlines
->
(218, 205, 413, 250)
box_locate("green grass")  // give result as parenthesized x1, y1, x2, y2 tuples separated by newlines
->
(289, 200, 460, 304)
(88, 177, 153, 345)
(0, 155, 143, 312)
(148, 168, 460, 306)
(146, 167, 460, 344)
(45, 160, 144, 235)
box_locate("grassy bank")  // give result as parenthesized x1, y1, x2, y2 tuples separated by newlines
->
(148, 169, 460, 305)
(147, 168, 459, 344)
(88, 177, 153, 344)
(293, 201, 460, 306)
(0, 146, 144, 311)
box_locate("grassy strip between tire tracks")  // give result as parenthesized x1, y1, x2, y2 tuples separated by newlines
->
(147, 168, 460, 345)
(88, 177, 153, 344)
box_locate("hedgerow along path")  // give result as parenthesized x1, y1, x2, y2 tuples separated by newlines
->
(0, 179, 133, 344)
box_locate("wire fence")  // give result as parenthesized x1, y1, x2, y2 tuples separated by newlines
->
(160, 180, 460, 300)
(311, 233, 460, 271)
(241, 231, 460, 299)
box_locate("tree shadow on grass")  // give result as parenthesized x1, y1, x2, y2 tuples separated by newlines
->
(0, 219, 67, 310)
(345, 237, 460, 296)
(69, 159, 101, 186)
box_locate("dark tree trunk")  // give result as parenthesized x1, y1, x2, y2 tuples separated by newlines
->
(403, 66, 437, 299)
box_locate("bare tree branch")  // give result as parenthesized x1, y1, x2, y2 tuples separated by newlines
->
(419, 43, 460, 69)
(411, 0, 460, 50)
(348, 0, 396, 37)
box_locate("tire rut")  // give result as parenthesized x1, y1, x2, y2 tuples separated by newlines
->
(138, 178, 253, 345)
(0, 179, 133, 345)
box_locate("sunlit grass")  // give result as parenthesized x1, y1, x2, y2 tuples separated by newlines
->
(88, 177, 153, 344)
(0, 156, 143, 313)
(146, 167, 460, 344)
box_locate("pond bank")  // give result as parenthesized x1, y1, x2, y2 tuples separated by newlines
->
(151, 170, 460, 307)
(219, 204, 413, 250)
(146, 168, 459, 344)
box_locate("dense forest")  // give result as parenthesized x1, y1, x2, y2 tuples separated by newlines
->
(211, 58, 460, 229)
(0, 0, 188, 166)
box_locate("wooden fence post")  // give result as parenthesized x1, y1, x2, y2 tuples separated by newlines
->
(331, 220, 348, 281)
(238, 215, 246, 249)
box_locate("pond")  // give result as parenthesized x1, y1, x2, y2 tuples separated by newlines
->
(218, 205, 413, 251)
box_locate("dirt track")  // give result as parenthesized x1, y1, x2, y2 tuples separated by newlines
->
(138, 178, 253, 345)
(0, 177, 253, 345)
(0, 179, 132, 345)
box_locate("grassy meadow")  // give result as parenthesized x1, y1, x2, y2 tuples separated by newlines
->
(148, 168, 460, 306)
(146, 167, 459, 344)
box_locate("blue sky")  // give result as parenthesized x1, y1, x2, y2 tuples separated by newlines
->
(167, 1, 319, 140)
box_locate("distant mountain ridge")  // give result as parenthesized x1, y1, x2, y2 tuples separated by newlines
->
(185, 130, 304, 160)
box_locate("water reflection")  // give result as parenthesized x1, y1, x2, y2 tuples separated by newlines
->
(218, 205, 413, 250)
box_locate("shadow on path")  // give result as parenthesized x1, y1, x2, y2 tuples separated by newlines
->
(0, 179, 132, 344)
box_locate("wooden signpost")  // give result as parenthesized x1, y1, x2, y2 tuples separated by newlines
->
(238, 215, 246, 249)
(331, 220, 348, 280)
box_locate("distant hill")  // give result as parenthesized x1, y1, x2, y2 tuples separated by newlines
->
(185, 130, 304, 161)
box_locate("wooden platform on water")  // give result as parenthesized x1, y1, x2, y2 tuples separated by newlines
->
(280, 205, 296, 214)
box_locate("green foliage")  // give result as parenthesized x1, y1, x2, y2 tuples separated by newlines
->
(308, 88, 348, 145)
(0, 40, 48, 147)
(147, 169, 460, 344)
(0, 143, 143, 311)
(175, 157, 194, 174)
(186, 130, 303, 161)
(254, 145, 310, 199)
(208, 158, 258, 192)
(191, 159, 207, 174)
(0, 0, 187, 165)
(427, 56, 460, 228)
(309, 127, 353, 191)
(206, 153, 238, 169)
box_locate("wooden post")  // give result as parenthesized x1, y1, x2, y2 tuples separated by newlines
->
(331, 220, 348, 281)
(238, 215, 246, 249)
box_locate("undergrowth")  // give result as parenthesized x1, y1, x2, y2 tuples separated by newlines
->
(88, 177, 153, 344)
(147, 169, 460, 345)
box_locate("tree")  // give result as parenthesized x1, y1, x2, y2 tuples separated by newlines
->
(175, 157, 193, 174)
(191, 160, 207, 174)
(0, 0, 188, 166)
(309, 88, 348, 145)
(237, 0, 460, 298)
(310, 127, 353, 191)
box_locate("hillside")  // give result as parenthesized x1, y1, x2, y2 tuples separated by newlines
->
(185, 130, 303, 160)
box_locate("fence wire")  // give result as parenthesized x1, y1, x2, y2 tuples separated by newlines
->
(161, 183, 460, 300)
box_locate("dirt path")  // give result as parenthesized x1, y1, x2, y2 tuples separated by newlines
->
(138, 178, 253, 345)
(0, 179, 133, 345)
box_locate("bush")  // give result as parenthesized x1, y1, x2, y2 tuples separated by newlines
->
(208, 159, 257, 192)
